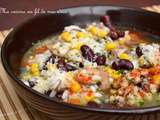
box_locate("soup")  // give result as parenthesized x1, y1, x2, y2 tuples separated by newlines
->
(19, 16, 160, 108)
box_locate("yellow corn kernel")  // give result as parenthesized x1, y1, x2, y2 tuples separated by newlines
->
(85, 95, 94, 102)
(66, 71, 75, 81)
(105, 67, 121, 79)
(31, 63, 38, 72)
(76, 32, 86, 39)
(70, 81, 81, 93)
(89, 26, 98, 35)
(119, 53, 131, 60)
(85, 93, 94, 102)
(98, 29, 107, 38)
(105, 42, 117, 50)
(105, 67, 113, 74)
(87, 33, 93, 38)
(32, 71, 40, 76)
(31, 63, 39, 76)
(74, 42, 84, 50)
(61, 32, 72, 42)
(139, 57, 145, 65)
(152, 75, 160, 84)
(66, 72, 80, 92)
(67, 71, 74, 77)
(112, 71, 121, 79)
(118, 39, 125, 45)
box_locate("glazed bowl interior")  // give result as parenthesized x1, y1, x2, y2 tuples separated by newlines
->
(1, 6, 160, 114)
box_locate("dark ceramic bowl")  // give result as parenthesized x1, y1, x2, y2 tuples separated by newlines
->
(1, 6, 160, 120)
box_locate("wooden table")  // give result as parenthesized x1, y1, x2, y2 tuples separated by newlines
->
(0, 4, 160, 120)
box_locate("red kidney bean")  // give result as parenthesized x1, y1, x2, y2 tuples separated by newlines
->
(57, 58, 67, 71)
(42, 66, 48, 70)
(96, 81, 102, 86)
(79, 62, 84, 68)
(46, 54, 56, 64)
(95, 55, 106, 65)
(112, 59, 134, 70)
(80, 45, 95, 62)
(101, 16, 125, 39)
(136, 82, 143, 88)
(42, 54, 57, 70)
(28, 81, 36, 88)
(65, 63, 77, 71)
(117, 30, 125, 38)
(110, 31, 119, 40)
(55, 90, 64, 99)
(142, 84, 150, 92)
(57, 58, 77, 71)
(141, 64, 152, 69)
(136, 46, 143, 57)
(44, 89, 52, 96)
(100, 15, 115, 30)
(100, 15, 110, 26)
(110, 30, 125, 40)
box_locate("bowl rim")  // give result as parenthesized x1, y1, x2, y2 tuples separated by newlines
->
(1, 5, 160, 114)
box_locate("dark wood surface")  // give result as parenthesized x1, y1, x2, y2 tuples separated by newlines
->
(0, 0, 160, 30)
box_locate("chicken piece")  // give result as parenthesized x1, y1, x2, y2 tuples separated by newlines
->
(99, 68, 111, 91)
(124, 32, 146, 46)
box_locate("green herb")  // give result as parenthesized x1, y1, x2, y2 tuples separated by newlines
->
(139, 100, 145, 106)
(118, 69, 125, 74)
